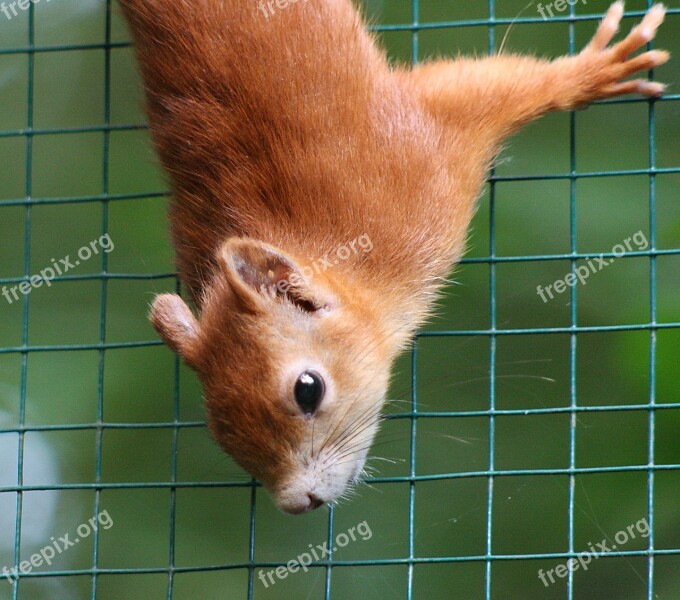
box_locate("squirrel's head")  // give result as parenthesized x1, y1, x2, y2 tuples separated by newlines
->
(150, 237, 405, 514)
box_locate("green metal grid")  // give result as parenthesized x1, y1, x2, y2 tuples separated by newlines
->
(0, 1, 679, 599)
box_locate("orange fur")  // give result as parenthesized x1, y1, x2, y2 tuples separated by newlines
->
(118, 0, 669, 513)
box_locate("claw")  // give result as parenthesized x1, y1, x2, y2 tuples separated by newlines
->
(639, 80, 667, 97)
(610, 0, 625, 20)
(588, 1, 625, 51)
(637, 4, 666, 42)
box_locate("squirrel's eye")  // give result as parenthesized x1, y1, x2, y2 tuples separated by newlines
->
(294, 371, 325, 415)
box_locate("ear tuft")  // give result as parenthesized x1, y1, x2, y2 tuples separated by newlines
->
(149, 293, 201, 367)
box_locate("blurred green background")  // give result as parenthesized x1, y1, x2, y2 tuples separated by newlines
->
(0, 0, 678, 598)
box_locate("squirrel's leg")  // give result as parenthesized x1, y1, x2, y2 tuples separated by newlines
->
(405, 2, 668, 149)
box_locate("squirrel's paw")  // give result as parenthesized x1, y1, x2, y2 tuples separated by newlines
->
(579, 2, 669, 98)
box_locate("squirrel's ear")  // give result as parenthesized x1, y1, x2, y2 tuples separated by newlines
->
(149, 294, 202, 368)
(219, 238, 334, 314)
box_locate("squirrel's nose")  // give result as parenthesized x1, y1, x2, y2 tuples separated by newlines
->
(276, 491, 326, 514)
(307, 494, 324, 511)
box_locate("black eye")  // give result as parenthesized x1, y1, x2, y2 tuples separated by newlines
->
(294, 371, 325, 415)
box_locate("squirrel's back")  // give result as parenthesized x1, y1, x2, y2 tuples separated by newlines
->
(119, 0, 464, 306)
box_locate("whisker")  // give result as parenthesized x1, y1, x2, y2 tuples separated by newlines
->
(358, 481, 384, 495)
(321, 403, 383, 461)
(311, 413, 316, 459)
(315, 393, 360, 460)
(422, 432, 478, 445)
(366, 456, 404, 465)
(326, 407, 383, 457)
(322, 437, 404, 470)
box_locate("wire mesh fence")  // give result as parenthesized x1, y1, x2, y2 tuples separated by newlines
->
(0, 1, 679, 599)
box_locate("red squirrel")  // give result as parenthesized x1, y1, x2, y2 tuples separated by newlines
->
(119, 0, 669, 514)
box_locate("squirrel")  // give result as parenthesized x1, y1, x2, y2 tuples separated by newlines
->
(118, 0, 669, 513)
